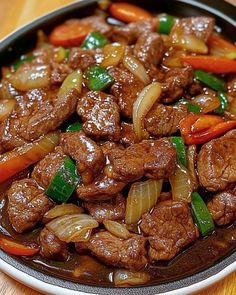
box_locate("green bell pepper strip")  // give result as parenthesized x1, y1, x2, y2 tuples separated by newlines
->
(86, 65, 114, 91)
(13, 55, 35, 71)
(194, 70, 226, 92)
(46, 156, 80, 203)
(191, 192, 215, 236)
(214, 92, 228, 114)
(157, 14, 175, 35)
(66, 122, 83, 132)
(177, 99, 201, 114)
(170, 136, 187, 167)
(81, 31, 109, 49)
(65, 48, 71, 60)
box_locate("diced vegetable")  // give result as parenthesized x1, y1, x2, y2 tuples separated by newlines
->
(182, 56, 236, 74)
(163, 50, 186, 68)
(58, 69, 83, 99)
(0, 99, 16, 122)
(43, 204, 84, 223)
(0, 237, 39, 256)
(133, 82, 162, 140)
(66, 122, 83, 132)
(46, 156, 80, 203)
(49, 22, 92, 47)
(53, 47, 70, 63)
(170, 136, 187, 166)
(169, 163, 192, 203)
(186, 145, 199, 190)
(191, 192, 215, 236)
(208, 35, 236, 60)
(114, 270, 151, 286)
(110, 3, 152, 23)
(46, 214, 99, 243)
(123, 55, 150, 85)
(194, 70, 226, 92)
(13, 55, 35, 71)
(125, 179, 163, 224)
(86, 65, 114, 91)
(226, 97, 236, 119)
(101, 43, 125, 68)
(81, 31, 109, 49)
(214, 92, 228, 114)
(0, 132, 60, 183)
(177, 99, 201, 114)
(103, 220, 131, 239)
(157, 14, 175, 35)
(191, 94, 221, 114)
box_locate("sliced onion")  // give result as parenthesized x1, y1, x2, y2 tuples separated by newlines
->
(101, 43, 125, 68)
(0, 99, 15, 122)
(133, 82, 162, 140)
(43, 204, 84, 223)
(114, 270, 151, 286)
(169, 163, 193, 203)
(123, 55, 150, 85)
(125, 179, 163, 224)
(191, 94, 220, 114)
(163, 50, 186, 68)
(58, 69, 82, 99)
(46, 214, 99, 243)
(103, 220, 131, 239)
(7, 65, 50, 91)
(225, 97, 236, 120)
(186, 145, 199, 190)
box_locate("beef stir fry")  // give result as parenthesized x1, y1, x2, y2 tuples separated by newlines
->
(0, 2, 236, 287)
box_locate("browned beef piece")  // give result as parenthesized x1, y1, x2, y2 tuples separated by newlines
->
(7, 179, 53, 233)
(77, 174, 126, 201)
(76, 231, 147, 271)
(140, 200, 198, 261)
(134, 32, 164, 68)
(120, 122, 139, 146)
(112, 20, 155, 44)
(145, 104, 188, 136)
(100, 141, 124, 157)
(61, 131, 105, 183)
(40, 228, 69, 261)
(227, 75, 236, 98)
(77, 91, 120, 141)
(32, 146, 65, 189)
(180, 17, 215, 42)
(80, 16, 111, 36)
(207, 189, 236, 226)
(161, 67, 194, 103)
(50, 63, 72, 85)
(83, 194, 126, 223)
(68, 48, 96, 71)
(197, 130, 236, 192)
(109, 65, 145, 118)
(108, 139, 176, 182)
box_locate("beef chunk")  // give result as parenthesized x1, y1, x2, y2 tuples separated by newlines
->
(120, 122, 139, 146)
(197, 130, 236, 192)
(134, 32, 164, 68)
(161, 67, 194, 103)
(40, 228, 69, 261)
(77, 174, 126, 201)
(112, 20, 155, 44)
(68, 48, 96, 71)
(50, 63, 72, 85)
(77, 91, 120, 141)
(83, 194, 126, 223)
(32, 146, 65, 189)
(76, 231, 147, 271)
(61, 131, 105, 183)
(145, 104, 188, 136)
(180, 17, 215, 42)
(108, 139, 176, 182)
(80, 16, 111, 36)
(227, 75, 236, 98)
(140, 200, 198, 261)
(109, 65, 145, 118)
(207, 189, 236, 225)
(7, 179, 53, 233)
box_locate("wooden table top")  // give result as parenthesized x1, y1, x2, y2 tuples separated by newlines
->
(0, 0, 235, 294)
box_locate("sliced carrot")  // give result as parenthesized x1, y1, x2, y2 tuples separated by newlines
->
(208, 35, 236, 60)
(0, 237, 39, 256)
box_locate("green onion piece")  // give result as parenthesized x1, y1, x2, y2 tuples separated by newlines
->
(66, 122, 82, 132)
(86, 65, 114, 91)
(177, 99, 201, 114)
(46, 157, 80, 203)
(214, 92, 228, 114)
(191, 192, 215, 236)
(157, 14, 175, 35)
(170, 136, 187, 167)
(194, 70, 226, 92)
(13, 55, 35, 71)
(81, 31, 109, 49)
